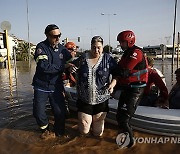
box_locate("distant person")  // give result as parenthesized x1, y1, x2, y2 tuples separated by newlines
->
(70, 36, 117, 137)
(32, 24, 72, 139)
(63, 41, 78, 87)
(63, 41, 78, 117)
(139, 57, 169, 108)
(65, 42, 77, 60)
(0, 55, 4, 68)
(115, 30, 148, 148)
(146, 57, 166, 85)
(0, 54, 6, 69)
(169, 68, 180, 109)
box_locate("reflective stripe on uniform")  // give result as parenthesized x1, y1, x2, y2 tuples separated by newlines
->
(36, 55, 48, 63)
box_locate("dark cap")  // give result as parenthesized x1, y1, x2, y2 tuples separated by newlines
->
(175, 68, 180, 74)
(44, 24, 59, 34)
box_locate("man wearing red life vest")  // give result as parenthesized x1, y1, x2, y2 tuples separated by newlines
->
(115, 30, 148, 148)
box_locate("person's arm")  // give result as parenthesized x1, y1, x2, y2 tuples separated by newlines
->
(152, 70, 168, 99)
(68, 56, 83, 73)
(108, 78, 117, 94)
(35, 44, 71, 74)
(107, 56, 118, 93)
(152, 70, 169, 108)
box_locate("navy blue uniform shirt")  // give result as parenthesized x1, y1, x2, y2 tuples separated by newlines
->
(32, 39, 72, 91)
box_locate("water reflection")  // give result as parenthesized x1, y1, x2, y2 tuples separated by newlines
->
(154, 59, 176, 91)
(0, 61, 35, 127)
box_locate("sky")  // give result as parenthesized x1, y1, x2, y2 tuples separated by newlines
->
(0, 0, 180, 50)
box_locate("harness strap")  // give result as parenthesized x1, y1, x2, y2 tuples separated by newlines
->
(130, 83, 146, 88)
(131, 68, 148, 80)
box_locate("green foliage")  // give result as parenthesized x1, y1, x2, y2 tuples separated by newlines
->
(16, 42, 32, 61)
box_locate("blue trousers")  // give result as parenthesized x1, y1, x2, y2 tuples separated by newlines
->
(33, 88, 65, 135)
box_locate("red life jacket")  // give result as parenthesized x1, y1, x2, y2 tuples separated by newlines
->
(118, 46, 148, 86)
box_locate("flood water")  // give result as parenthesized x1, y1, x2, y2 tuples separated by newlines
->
(0, 60, 179, 154)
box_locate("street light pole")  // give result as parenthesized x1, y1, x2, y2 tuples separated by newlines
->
(26, 0, 31, 68)
(101, 13, 116, 53)
(171, 0, 178, 85)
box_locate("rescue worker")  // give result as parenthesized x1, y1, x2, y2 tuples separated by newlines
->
(32, 24, 72, 139)
(139, 57, 169, 108)
(169, 68, 180, 109)
(115, 30, 148, 148)
(64, 41, 77, 87)
(63, 42, 77, 117)
(65, 42, 77, 61)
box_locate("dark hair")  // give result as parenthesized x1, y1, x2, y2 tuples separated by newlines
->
(91, 36, 103, 45)
(175, 68, 180, 74)
(45, 24, 59, 34)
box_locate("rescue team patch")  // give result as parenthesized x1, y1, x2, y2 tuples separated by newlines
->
(130, 52, 137, 59)
(59, 53, 63, 59)
(36, 48, 42, 55)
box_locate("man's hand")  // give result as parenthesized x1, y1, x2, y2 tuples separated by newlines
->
(69, 64, 78, 73)
(155, 97, 169, 109)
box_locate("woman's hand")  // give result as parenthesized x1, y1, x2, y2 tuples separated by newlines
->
(107, 79, 117, 94)
(108, 85, 114, 94)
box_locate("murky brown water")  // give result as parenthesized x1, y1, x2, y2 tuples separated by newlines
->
(0, 60, 179, 154)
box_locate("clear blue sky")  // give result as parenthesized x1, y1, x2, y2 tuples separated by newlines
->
(0, 0, 179, 50)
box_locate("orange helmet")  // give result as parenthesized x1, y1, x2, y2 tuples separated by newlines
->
(117, 30, 135, 48)
(65, 42, 76, 51)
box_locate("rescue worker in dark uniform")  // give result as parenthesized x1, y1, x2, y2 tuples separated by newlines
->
(115, 30, 148, 148)
(32, 24, 72, 139)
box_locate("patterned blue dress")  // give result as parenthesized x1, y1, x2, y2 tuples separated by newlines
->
(73, 52, 117, 106)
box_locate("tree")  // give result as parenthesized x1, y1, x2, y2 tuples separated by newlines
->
(16, 42, 32, 61)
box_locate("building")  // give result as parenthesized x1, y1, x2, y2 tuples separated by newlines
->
(0, 32, 17, 58)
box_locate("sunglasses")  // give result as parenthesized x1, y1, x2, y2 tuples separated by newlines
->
(49, 33, 61, 39)
(68, 48, 76, 52)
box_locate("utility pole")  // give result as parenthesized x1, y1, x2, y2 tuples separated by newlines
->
(171, 0, 178, 85)
(101, 13, 117, 53)
(172, 0, 177, 69)
(177, 32, 180, 68)
(26, 0, 31, 68)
